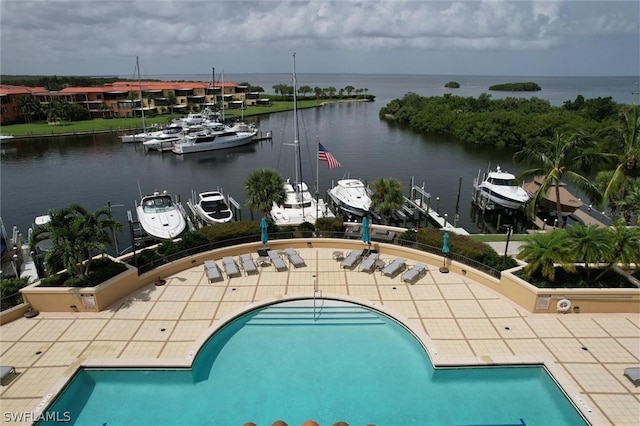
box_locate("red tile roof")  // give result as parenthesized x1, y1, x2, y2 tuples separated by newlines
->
(0, 85, 48, 95)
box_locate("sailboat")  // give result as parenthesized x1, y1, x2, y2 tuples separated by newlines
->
(120, 57, 154, 143)
(270, 54, 335, 226)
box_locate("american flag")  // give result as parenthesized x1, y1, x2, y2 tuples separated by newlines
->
(318, 143, 342, 169)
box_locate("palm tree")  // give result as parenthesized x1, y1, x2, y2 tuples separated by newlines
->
(166, 92, 177, 115)
(565, 223, 612, 281)
(16, 95, 42, 123)
(31, 204, 122, 279)
(514, 131, 605, 220)
(595, 219, 640, 280)
(127, 90, 139, 118)
(344, 85, 355, 98)
(516, 230, 575, 283)
(98, 102, 111, 119)
(370, 177, 403, 224)
(600, 105, 640, 216)
(245, 169, 286, 219)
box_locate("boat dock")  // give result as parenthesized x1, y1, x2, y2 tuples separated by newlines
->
(185, 189, 243, 229)
(527, 207, 609, 232)
(401, 181, 469, 235)
(571, 208, 608, 228)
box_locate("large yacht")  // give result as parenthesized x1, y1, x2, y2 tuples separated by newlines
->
(473, 166, 530, 210)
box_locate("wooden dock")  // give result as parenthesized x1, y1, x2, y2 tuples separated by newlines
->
(571, 209, 608, 228)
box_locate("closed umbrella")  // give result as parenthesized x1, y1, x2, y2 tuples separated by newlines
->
(361, 216, 371, 246)
(260, 217, 269, 246)
(440, 232, 450, 273)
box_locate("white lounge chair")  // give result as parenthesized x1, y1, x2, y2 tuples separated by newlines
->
(267, 250, 288, 272)
(402, 262, 427, 284)
(239, 254, 258, 275)
(359, 252, 380, 273)
(284, 248, 306, 268)
(381, 257, 407, 277)
(0, 366, 15, 385)
(340, 250, 362, 269)
(624, 367, 640, 387)
(222, 256, 241, 278)
(204, 260, 222, 282)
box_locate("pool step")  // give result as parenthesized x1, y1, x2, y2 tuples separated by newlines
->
(246, 305, 385, 326)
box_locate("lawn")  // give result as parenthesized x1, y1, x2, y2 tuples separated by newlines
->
(1, 99, 327, 137)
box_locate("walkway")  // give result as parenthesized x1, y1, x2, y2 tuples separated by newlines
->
(0, 247, 638, 425)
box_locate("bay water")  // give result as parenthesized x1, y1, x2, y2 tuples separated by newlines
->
(1, 74, 637, 253)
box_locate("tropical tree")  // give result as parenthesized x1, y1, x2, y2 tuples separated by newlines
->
(370, 177, 403, 224)
(600, 105, 640, 215)
(166, 92, 177, 114)
(30, 204, 122, 279)
(127, 90, 139, 117)
(98, 102, 111, 118)
(16, 95, 42, 123)
(245, 169, 286, 218)
(516, 230, 575, 282)
(565, 223, 612, 281)
(46, 100, 63, 124)
(344, 85, 355, 98)
(514, 131, 607, 220)
(298, 85, 313, 97)
(595, 219, 640, 280)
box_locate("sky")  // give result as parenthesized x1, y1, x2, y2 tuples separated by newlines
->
(0, 0, 638, 77)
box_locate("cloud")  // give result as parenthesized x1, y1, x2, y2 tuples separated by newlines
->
(0, 0, 637, 75)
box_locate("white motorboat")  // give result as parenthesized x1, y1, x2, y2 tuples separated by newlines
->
(136, 191, 186, 240)
(473, 165, 530, 210)
(271, 179, 334, 225)
(192, 191, 234, 225)
(270, 54, 335, 226)
(142, 135, 184, 151)
(171, 127, 254, 154)
(328, 179, 371, 216)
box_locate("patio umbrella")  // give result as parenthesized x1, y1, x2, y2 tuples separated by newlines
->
(361, 216, 371, 246)
(440, 232, 450, 273)
(260, 217, 268, 246)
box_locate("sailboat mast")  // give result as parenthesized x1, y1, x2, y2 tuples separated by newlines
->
(221, 70, 225, 124)
(136, 56, 146, 133)
(292, 54, 302, 209)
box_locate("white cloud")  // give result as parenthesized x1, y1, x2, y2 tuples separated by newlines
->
(0, 0, 637, 75)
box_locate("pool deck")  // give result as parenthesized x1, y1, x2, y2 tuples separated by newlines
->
(1, 247, 638, 425)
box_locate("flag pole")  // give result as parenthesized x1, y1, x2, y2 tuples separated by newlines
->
(316, 135, 320, 227)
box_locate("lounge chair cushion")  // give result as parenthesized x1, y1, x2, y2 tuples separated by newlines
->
(340, 250, 361, 269)
(382, 257, 407, 277)
(1, 366, 15, 383)
(402, 263, 427, 283)
(204, 260, 222, 282)
(359, 253, 380, 273)
(222, 256, 241, 277)
(239, 254, 258, 275)
(624, 367, 640, 386)
(267, 250, 288, 271)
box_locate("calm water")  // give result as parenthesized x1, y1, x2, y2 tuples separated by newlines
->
(2, 74, 638, 252)
(41, 300, 587, 425)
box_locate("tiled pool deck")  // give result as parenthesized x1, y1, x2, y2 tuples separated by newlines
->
(0, 247, 638, 425)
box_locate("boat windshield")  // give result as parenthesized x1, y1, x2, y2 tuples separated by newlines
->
(490, 178, 514, 186)
(142, 196, 174, 213)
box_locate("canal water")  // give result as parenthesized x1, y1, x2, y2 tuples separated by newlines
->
(1, 74, 637, 253)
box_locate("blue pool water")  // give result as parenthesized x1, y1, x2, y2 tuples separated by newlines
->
(41, 300, 587, 425)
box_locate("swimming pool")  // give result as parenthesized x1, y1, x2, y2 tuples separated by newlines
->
(41, 299, 587, 425)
